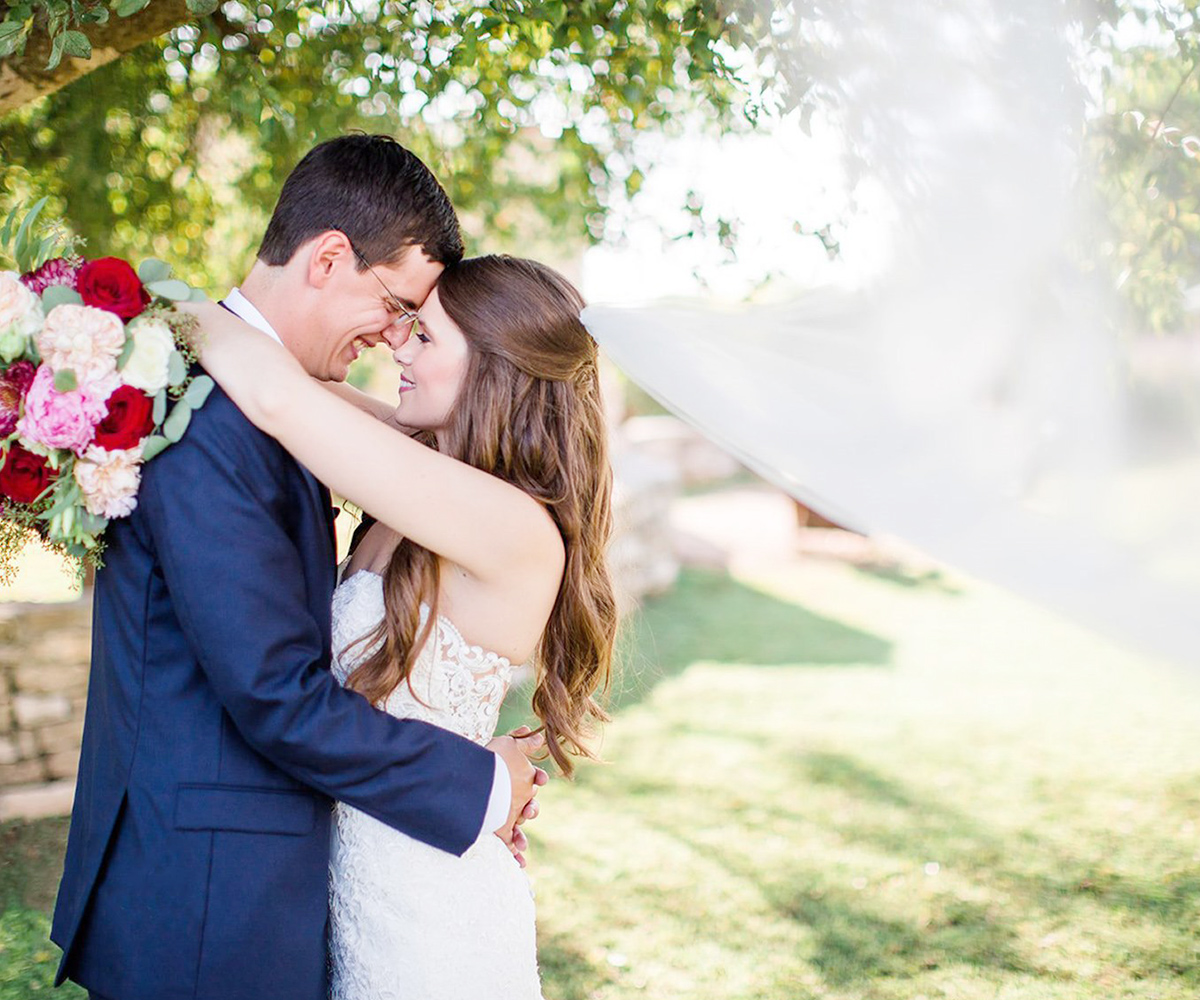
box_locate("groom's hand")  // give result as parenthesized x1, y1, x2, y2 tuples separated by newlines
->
(487, 726, 548, 868)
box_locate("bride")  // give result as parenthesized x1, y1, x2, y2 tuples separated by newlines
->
(184, 254, 616, 999)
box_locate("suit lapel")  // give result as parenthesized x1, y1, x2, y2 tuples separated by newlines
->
(299, 466, 337, 563)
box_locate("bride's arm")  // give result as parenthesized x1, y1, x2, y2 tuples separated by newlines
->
(319, 381, 422, 435)
(182, 301, 563, 584)
(319, 379, 395, 422)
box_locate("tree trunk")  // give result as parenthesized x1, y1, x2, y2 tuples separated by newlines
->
(0, 0, 192, 117)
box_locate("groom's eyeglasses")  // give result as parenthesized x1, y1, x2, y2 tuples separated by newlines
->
(346, 241, 421, 341)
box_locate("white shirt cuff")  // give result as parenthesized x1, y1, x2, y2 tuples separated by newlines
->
(477, 752, 512, 842)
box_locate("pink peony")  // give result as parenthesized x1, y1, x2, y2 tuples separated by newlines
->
(21, 257, 81, 295)
(37, 303, 126, 386)
(73, 444, 142, 518)
(16, 365, 114, 455)
(0, 361, 36, 438)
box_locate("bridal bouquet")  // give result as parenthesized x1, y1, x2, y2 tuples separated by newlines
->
(0, 200, 211, 577)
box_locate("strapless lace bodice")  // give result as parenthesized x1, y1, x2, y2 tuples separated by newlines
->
(330, 570, 519, 745)
(327, 569, 543, 1000)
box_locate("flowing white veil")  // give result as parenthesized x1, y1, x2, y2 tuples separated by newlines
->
(582, 1, 1200, 667)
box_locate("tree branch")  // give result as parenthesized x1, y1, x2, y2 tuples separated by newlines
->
(0, 0, 193, 118)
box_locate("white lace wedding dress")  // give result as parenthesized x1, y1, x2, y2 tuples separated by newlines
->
(327, 569, 543, 1000)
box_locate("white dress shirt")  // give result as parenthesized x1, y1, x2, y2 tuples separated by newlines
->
(223, 287, 513, 843)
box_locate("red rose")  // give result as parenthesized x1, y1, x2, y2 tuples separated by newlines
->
(0, 443, 57, 505)
(92, 384, 155, 451)
(77, 257, 151, 320)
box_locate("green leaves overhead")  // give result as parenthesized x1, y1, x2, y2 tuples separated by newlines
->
(115, 0, 153, 17)
(0, 1, 795, 290)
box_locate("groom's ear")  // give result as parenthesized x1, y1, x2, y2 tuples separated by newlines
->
(305, 230, 354, 290)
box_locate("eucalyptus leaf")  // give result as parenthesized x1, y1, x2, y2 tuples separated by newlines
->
(152, 390, 167, 426)
(33, 233, 57, 269)
(116, 335, 135, 370)
(188, 286, 209, 302)
(12, 196, 48, 271)
(140, 435, 170, 462)
(167, 350, 187, 387)
(54, 368, 77, 393)
(0, 203, 20, 247)
(137, 257, 171, 283)
(183, 375, 214, 409)
(41, 284, 82, 310)
(78, 511, 108, 533)
(162, 402, 192, 443)
(145, 278, 192, 301)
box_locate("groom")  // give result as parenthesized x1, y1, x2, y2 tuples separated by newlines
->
(51, 135, 545, 1000)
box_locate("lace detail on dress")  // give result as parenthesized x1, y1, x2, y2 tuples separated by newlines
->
(330, 570, 518, 745)
(327, 570, 543, 1000)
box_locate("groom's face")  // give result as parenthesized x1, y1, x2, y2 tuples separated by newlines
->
(299, 238, 445, 381)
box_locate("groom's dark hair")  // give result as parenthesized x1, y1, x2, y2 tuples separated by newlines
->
(257, 134, 464, 268)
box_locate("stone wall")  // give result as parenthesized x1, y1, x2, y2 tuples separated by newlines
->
(0, 600, 90, 818)
(0, 416, 748, 815)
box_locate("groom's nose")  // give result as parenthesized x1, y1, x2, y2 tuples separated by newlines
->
(381, 318, 413, 353)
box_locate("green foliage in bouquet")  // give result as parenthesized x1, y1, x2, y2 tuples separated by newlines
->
(0, 200, 211, 582)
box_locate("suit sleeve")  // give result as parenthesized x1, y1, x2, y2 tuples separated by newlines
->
(138, 388, 496, 856)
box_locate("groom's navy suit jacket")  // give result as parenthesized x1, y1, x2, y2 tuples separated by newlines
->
(50, 377, 496, 1000)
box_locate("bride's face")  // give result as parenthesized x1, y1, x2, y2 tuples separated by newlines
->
(391, 287, 470, 432)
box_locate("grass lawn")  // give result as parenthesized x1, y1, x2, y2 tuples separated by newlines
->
(3, 540, 1198, 998)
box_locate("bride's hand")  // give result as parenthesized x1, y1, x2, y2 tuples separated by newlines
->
(173, 298, 305, 429)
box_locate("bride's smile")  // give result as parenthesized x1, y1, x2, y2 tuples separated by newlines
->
(390, 287, 470, 433)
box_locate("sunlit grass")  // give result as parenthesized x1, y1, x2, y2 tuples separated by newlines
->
(2, 554, 1198, 999)
(511, 561, 1200, 999)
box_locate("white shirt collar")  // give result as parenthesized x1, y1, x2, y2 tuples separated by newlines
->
(224, 287, 284, 346)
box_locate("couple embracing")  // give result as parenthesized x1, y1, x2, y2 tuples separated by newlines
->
(50, 133, 617, 1000)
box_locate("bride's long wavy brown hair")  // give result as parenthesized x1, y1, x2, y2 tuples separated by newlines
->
(345, 255, 616, 776)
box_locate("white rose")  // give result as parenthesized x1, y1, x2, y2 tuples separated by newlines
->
(74, 444, 144, 519)
(0, 272, 44, 363)
(120, 318, 176, 394)
(37, 303, 125, 384)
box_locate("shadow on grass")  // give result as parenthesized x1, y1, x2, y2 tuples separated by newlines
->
(609, 746, 1198, 991)
(0, 818, 83, 1000)
(0, 816, 69, 912)
(535, 928, 615, 1000)
(776, 884, 1025, 985)
(787, 750, 1200, 986)
(499, 568, 893, 732)
(852, 562, 964, 595)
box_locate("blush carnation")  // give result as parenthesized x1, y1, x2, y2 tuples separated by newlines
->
(37, 303, 126, 385)
(21, 258, 81, 295)
(74, 444, 142, 518)
(16, 365, 114, 455)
